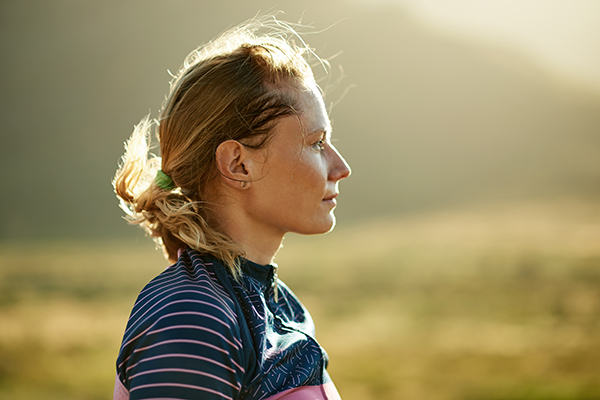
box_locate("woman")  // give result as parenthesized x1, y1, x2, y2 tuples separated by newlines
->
(113, 17, 351, 400)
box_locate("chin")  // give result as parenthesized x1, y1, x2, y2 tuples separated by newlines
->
(324, 214, 337, 233)
(307, 216, 336, 235)
(323, 220, 337, 234)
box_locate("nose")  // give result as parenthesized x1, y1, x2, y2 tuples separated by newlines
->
(328, 144, 351, 182)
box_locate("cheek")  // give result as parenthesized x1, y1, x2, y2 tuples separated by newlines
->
(296, 158, 327, 192)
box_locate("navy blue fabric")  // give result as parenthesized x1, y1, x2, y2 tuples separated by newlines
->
(116, 249, 332, 400)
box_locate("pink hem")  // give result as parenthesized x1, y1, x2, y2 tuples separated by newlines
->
(263, 382, 342, 400)
(112, 376, 339, 400)
(113, 374, 129, 400)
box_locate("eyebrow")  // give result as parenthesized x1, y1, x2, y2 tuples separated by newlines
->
(306, 129, 330, 139)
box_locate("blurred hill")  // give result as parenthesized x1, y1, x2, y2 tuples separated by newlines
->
(1, 0, 599, 241)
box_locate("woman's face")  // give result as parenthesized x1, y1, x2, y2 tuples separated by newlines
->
(244, 83, 351, 238)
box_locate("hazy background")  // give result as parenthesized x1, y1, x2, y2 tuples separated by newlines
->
(2, 0, 600, 240)
(1, 1, 599, 399)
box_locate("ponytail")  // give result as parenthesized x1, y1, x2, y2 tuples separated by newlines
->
(113, 16, 320, 278)
(113, 116, 244, 277)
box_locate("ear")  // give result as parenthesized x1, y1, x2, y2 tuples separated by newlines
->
(215, 140, 253, 189)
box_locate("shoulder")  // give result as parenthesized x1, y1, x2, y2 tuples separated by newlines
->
(123, 250, 238, 340)
(116, 251, 245, 399)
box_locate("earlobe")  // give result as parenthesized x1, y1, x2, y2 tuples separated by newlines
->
(215, 140, 252, 189)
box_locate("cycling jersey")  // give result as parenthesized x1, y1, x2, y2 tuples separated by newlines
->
(114, 248, 340, 400)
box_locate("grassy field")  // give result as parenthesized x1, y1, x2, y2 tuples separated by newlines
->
(1, 199, 599, 400)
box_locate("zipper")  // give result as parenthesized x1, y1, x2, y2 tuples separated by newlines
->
(272, 264, 279, 302)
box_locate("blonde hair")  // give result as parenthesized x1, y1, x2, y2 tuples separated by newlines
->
(113, 16, 323, 277)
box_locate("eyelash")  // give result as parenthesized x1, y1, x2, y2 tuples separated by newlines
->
(311, 139, 325, 152)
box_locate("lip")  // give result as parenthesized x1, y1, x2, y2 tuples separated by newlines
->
(323, 193, 338, 201)
(322, 194, 338, 206)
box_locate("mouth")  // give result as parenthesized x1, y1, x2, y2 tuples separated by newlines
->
(323, 193, 338, 205)
(323, 193, 338, 201)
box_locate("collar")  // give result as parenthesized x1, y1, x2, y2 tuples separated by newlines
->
(240, 258, 279, 301)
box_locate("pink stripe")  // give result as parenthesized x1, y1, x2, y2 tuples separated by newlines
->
(138, 265, 212, 299)
(129, 280, 193, 325)
(127, 284, 237, 334)
(205, 270, 232, 299)
(133, 339, 228, 355)
(136, 269, 184, 296)
(169, 257, 227, 309)
(128, 271, 233, 328)
(119, 333, 242, 371)
(129, 368, 240, 390)
(123, 308, 233, 349)
(127, 337, 246, 373)
(148, 324, 240, 351)
(120, 338, 229, 369)
(132, 262, 215, 313)
(125, 353, 240, 374)
(227, 355, 244, 373)
(189, 289, 237, 322)
(130, 382, 233, 400)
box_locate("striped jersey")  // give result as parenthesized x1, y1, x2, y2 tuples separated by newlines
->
(114, 248, 340, 400)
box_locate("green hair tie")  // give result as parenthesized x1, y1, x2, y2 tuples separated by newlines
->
(154, 169, 176, 190)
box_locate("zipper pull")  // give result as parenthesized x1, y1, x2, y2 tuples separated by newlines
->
(272, 264, 279, 302)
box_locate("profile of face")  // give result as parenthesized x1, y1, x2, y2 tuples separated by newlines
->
(243, 83, 351, 238)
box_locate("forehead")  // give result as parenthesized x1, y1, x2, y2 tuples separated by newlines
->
(297, 82, 331, 135)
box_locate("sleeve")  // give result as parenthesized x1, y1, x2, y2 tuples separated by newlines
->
(117, 290, 246, 400)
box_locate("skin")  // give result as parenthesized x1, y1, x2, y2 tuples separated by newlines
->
(210, 82, 351, 265)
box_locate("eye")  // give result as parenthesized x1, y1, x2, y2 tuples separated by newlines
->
(311, 138, 325, 152)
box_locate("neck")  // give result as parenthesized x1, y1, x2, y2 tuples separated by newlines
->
(208, 195, 284, 266)
(233, 227, 283, 265)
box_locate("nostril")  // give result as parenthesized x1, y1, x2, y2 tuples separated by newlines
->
(339, 158, 351, 180)
(330, 162, 351, 181)
(343, 163, 352, 179)
(328, 145, 351, 180)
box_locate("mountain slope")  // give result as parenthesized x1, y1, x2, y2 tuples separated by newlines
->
(1, 0, 599, 239)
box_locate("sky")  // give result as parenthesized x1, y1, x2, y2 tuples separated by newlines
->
(349, 0, 600, 93)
